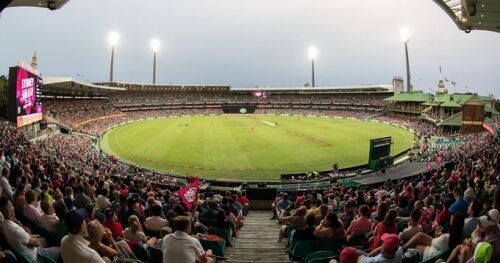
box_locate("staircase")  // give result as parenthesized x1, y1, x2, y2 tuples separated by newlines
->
(223, 211, 291, 263)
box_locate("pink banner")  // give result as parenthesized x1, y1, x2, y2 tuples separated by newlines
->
(178, 179, 199, 211)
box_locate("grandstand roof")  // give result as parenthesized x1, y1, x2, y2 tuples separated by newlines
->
(42, 77, 124, 97)
(2, 0, 70, 11)
(231, 84, 394, 93)
(432, 0, 500, 33)
(384, 91, 432, 102)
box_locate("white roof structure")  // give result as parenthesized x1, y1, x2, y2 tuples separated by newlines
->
(433, 0, 500, 33)
(1, 0, 69, 12)
(231, 84, 394, 92)
(43, 77, 125, 94)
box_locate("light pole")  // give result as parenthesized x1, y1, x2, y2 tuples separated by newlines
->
(109, 32, 119, 83)
(151, 39, 160, 84)
(400, 28, 411, 92)
(308, 46, 318, 87)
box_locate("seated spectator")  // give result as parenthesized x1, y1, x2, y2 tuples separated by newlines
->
(63, 186, 75, 210)
(215, 209, 232, 231)
(124, 215, 156, 245)
(414, 200, 432, 233)
(447, 209, 500, 263)
(237, 191, 249, 215)
(61, 208, 106, 263)
(200, 199, 218, 223)
(314, 204, 329, 226)
(145, 204, 169, 232)
(434, 198, 453, 229)
(12, 183, 27, 215)
(370, 209, 397, 251)
(0, 197, 60, 262)
(399, 209, 422, 243)
(0, 167, 13, 199)
(463, 198, 481, 238)
(161, 215, 213, 263)
(87, 219, 136, 261)
(23, 189, 42, 224)
(346, 205, 372, 242)
(96, 188, 112, 212)
(403, 213, 464, 261)
(341, 201, 356, 228)
(102, 208, 124, 240)
(74, 184, 92, 210)
(39, 199, 59, 232)
(358, 234, 403, 263)
(276, 193, 292, 218)
(293, 214, 318, 242)
(278, 206, 307, 242)
(314, 213, 345, 239)
(53, 200, 69, 239)
(450, 187, 468, 215)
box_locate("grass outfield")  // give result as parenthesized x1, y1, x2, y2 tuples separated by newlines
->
(99, 115, 414, 180)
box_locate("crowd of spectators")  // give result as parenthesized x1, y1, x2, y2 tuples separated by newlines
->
(272, 129, 499, 263)
(0, 121, 251, 262)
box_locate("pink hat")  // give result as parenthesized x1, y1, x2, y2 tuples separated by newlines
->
(381, 233, 400, 251)
(340, 247, 358, 263)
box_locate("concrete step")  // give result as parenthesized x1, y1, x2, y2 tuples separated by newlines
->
(230, 242, 286, 249)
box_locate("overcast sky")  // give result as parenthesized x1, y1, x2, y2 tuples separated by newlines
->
(0, 0, 499, 96)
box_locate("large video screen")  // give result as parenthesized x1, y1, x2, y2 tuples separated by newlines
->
(8, 61, 43, 127)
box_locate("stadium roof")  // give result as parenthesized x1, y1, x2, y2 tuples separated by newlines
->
(43, 77, 124, 97)
(231, 84, 394, 92)
(384, 91, 432, 102)
(433, 0, 500, 33)
(1, 0, 70, 12)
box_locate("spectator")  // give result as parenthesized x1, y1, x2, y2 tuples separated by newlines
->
(0, 197, 60, 262)
(450, 187, 468, 215)
(87, 219, 136, 261)
(399, 209, 422, 243)
(314, 213, 346, 239)
(370, 209, 397, 251)
(161, 215, 213, 263)
(278, 207, 307, 242)
(23, 189, 43, 225)
(145, 204, 169, 232)
(346, 205, 372, 242)
(293, 214, 318, 242)
(358, 234, 403, 263)
(96, 188, 112, 211)
(403, 213, 465, 261)
(61, 208, 105, 263)
(39, 199, 59, 232)
(102, 208, 124, 240)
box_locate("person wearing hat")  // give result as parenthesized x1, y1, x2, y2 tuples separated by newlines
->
(446, 209, 500, 263)
(358, 234, 403, 263)
(0, 197, 60, 263)
(61, 208, 106, 263)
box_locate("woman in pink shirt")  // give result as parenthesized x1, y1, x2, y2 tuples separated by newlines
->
(346, 205, 372, 241)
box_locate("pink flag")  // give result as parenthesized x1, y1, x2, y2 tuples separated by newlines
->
(178, 179, 199, 211)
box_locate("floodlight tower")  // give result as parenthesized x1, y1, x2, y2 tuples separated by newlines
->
(400, 28, 412, 92)
(109, 31, 119, 83)
(308, 46, 318, 87)
(151, 39, 160, 84)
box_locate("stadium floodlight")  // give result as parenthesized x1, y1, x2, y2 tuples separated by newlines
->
(109, 31, 119, 47)
(400, 27, 411, 92)
(151, 38, 160, 84)
(108, 31, 119, 82)
(308, 46, 318, 87)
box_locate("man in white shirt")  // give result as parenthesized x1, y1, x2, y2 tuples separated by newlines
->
(96, 188, 112, 211)
(162, 215, 213, 263)
(0, 197, 59, 262)
(61, 208, 106, 263)
(0, 167, 13, 199)
(23, 189, 43, 225)
(399, 209, 423, 243)
(39, 200, 59, 232)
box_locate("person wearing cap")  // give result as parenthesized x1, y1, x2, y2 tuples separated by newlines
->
(446, 209, 500, 263)
(161, 215, 213, 263)
(61, 208, 106, 263)
(0, 197, 60, 263)
(358, 234, 403, 263)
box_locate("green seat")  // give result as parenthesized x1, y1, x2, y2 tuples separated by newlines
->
(397, 221, 409, 233)
(291, 239, 322, 260)
(147, 246, 163, 262)
(208, 227, 231, 247)
(305, 251, 337, 263)
(200, 239, 226, 257)
(321, 236, 347, 255)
